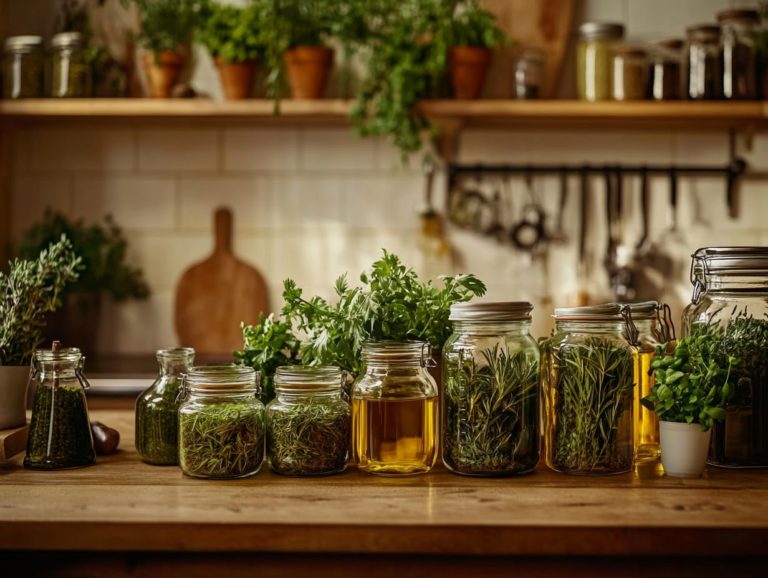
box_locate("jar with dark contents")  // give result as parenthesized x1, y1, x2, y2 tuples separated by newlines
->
(651, 39, 683, 100)
(50, 31, 92, 98)
(3, 35, 44, 99)
(514, 48, 545, 99)
(685, 24, 721, 100)
(718, 9, 759, 100)
(612, 46, 649, 101)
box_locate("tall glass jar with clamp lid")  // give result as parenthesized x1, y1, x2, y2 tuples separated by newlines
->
(3, 36, 44, 99)
(50, 31, 92, 98)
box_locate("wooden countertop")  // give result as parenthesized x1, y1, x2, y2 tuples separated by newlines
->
(1, 410, 767, 576)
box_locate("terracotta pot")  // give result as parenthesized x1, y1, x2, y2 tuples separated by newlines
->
(0, 366, 30, 429)
(284, 46, 334, 99)
(143, 51, 184, 98)
(449, 46, 492, 100)
(215, 57, 257, 100)
(44, 293, 102, 358)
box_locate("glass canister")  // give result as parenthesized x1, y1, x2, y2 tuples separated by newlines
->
(50, 31, 92, 98)
(543, 304, 637, 475)
(3, 35, 44, 99)
(685, 24, 721, 100)
(352, 341, 438, 476)
(135, 347, 195, 465)
(514, 48, 545, 99)
(178, 365, 265, 479)
(650, 39, 683, 100)
(612, 46, 649, 101)
(442, 302, 540, 476)
(718, 9, 759, 100)
(267, 366, 350, 476)
(684, 247, 768, 468)
(24, 343, 95, 470)
(577, 22, 624, 101)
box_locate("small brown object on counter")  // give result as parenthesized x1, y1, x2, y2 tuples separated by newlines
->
(90, 421, 120, 455)
(0, 423, 28, 461)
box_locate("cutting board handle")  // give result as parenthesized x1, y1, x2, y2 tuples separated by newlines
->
(214, 207, 233, 255)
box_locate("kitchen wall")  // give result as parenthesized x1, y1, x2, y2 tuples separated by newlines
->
(7, 0, 768, 352)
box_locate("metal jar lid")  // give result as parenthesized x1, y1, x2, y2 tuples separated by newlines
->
(717, 9, 759, 24)
(450, 301, 533, 322)
(51, 31, 85, 49)
(579, 22, 625, 41)
(554, 303, 627, 321)
(4, 35, 43, 53)
(686, 24, 720, 41)
(691, 246, 768, 278)
(655, 38, 684, 52)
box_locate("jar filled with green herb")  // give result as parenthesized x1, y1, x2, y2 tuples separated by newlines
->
(50, 31, 92, 98)
(267, 366, 350, 476)
(442, 302, 540, 476)
(24, 343, 95, 470)
(3, 35, 44, 99)
(178, 365, 264, 479)
(577, 22, 624, 101)
(135, 347, 195, 465)
(543, 304, 638, 475)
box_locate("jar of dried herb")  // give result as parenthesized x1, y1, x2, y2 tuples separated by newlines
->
(24, 344, 96, 470)
(542, 304, 638, 475)
(577, 22, 624, 101)
(650, 39, 683, 100)
(685, 24, 721, 100)
(718, 9, 759, 100)
(612, 46, 649, 101)
(135, 347, 195, 465)
(178, 365, 264, 479)
(442, 302, 540, 477)
(50, 31, 92, 98)
(267, 366, 350, 476)
(3, 36, 44, 99)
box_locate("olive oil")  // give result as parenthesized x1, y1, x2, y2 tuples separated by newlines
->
(352, 397, 438, 475)
(633, 349, 660, 462)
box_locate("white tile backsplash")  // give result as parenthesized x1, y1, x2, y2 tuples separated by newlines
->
(178, 176, 273, 229)
(224, 128, 300, 171)
(138, 129, 219, 172)
(17, 128, 134, 172)
(11, 175, 74, 236)
(301, 128, 378, 171)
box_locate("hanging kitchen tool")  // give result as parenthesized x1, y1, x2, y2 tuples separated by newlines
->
(510, 169, 546, 253)
(484, 181, 507, 241)
(448, 172, 491, 233)
(419, 155, 454, 275)
(549, 168, 569, 243)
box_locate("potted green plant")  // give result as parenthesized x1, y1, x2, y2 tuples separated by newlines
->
(15, 211, 150, 356)
(198, 1, 266, 100)
(642, 332, 734, 478)
(0, 236, 80, 429)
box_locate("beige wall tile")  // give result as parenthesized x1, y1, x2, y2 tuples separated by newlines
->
(178, 176, 273, 230)
(16, 128, 134, 172)
(138, 129, 219, 172)
(11, 175, 74, 236)
(224, 128, 299, 171)
(98, 290, 177, 354)
(301, 128, 378, 171)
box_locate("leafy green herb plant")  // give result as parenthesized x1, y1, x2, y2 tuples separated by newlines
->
(197, 1, 266, 64)
(450, 1, 507, 48)
(121, 0, 206, 55)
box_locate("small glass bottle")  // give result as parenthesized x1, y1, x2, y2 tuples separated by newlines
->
(577, 22, 625, 101)
(267, 366, 350, 476)
(135, 347, 195, 465)
(718, 9, 759, 100)
(24, 343, 95, 470)
(3, 35, 44, 99)
(612, 46, 649, 101)
(178, 365, 265, 479)
(685, 24, 721, 100)
(514, 48, 545, 99)
(442, 302, 540, 476)
(352, 341, 438, 476)
(50, 31, 92, 98)
(651, 39, 683, 100)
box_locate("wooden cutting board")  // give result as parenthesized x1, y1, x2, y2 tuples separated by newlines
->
(174, 207, 268, 357)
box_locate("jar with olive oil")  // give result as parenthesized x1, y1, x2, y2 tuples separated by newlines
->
(352, 341, 438, 476)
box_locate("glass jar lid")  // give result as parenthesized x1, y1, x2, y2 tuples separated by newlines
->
(686, 24, 720, 41)
(33, 346, 83, 367)
(613, 46, 647, 58)
(157, 347, 195, 361)
(184, 365, 259, 392)
(579, 22, 625, 41)
(274, 365, 342, 392)
(4, 35, 43, 53)
(450, 301, 533, 322)
(51, 31, 85, 49)
(362, 340, 433, 367)
(655, 38, 684, 52)
(717, 9, 759, 24)
(554, 303, 629, 321)
(691, 246, 768, 278)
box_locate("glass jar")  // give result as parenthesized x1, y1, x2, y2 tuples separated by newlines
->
(684, 247, 768, 468)
(352, 341, 438, 476)
(686, 24, 721, 100)
(543, 304, 637, 475)
(50, 31, 92, 98)
(24, 344, 95, 470)
(577, 22, 624, 102)
(267, 366, 350, 476)
(442, 302, 540, 476)
(612, 46, 649, 101)
(3, 35, 44, 99)
(718, 9, 759, 100)
(178, 365, 265, 479)
(514, 48, 545, 99)
(651, 39, 683, 100)
(135, 347, 195, 465)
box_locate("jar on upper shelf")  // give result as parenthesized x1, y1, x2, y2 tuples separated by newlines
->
(577, 22, 625, 102)
(3, 35, 44, 99)
(717, 9, 759, 100)
(514, 48, 545, 99)
(650, 39, 683, 100)
(612, 46, 649, 101)
(50, 31, 92, 98)
(685, 24, 722, 100)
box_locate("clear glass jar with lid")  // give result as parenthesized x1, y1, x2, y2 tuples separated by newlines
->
(50, 31, 92, 98)
(718, 9, 759, 100)
(442, 302, 540, 476)
(684, 247, 768, 468)
(352, 341, 438, 476)
(3, 35, 44, 99)
(612, 46, 649, 100)
(178, 365, 265, 479)
(651, 39, 683, 100)
(514, 48, 545, 99)
(685, 24, 721, 99)
(577, 22, 625, 101)
(135, 347, 195, 465)
(543, 304, 638, 475)
(267, 366, 350, 476)
(24, 342, 95, 470)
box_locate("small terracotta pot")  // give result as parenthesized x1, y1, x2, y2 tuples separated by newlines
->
(215, 57, 258, 100)
(449, 46, 492, 100)
(143, 51, 184, 98)
(284, 46, 334, 99)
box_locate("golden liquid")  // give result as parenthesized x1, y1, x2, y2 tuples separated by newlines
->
(352, 397, 438, 475)
(633, 349, 661, 462)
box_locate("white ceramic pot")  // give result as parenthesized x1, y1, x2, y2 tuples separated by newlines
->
(0, 365, 30, 429)
(659, 420, 712, 478)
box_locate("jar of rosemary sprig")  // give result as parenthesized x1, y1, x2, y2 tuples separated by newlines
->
(178, 365, 264, 479)
(267, 366, 350, 476)
(543, 304, 638, 475)
(684, 247, 768, 468)
(135, 347, 195, 465)
(442, 302, 540, 476)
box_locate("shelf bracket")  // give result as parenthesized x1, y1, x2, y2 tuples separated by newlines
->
(430, 118, 464, 164)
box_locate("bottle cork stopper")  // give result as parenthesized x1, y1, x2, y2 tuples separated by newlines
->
(51, 340, 62, 352)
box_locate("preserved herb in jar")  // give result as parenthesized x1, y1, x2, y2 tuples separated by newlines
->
(686, 25, 721, 100)
(3, 36, 44, 99)
(50, 31, 92, 98)
(577, 22, 624, 101)
(178, 365, 265, 479)
(24, 343, 95, 470)
(612, 46, 649, 101)
(651, 39, 683, 100)
(135, 347, 194, 465)
(718, 9, 759, 100)
(267, 366, 350, 476)
(442, 302, 540, 476)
